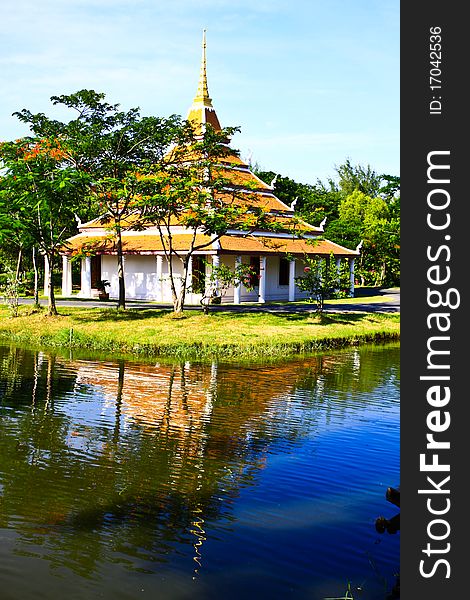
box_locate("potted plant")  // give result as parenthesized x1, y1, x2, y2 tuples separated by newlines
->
(97, 279, 110, 300)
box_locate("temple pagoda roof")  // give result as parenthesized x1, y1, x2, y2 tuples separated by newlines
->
(62, 31, 358, 259)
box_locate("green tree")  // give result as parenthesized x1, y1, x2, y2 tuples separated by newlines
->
(255, 161, 400, 287)
(379, 174, 400, 204)
(134, 126, 277, 314)
(335, 158, 383, 197)
(0, 136, 88, 315)
(331, 190, 397, 286)
(253, 170, 302, 208)
(294, 252, 350, 312)
(41, 90, 184, 310)
(198, 259, 255, 314)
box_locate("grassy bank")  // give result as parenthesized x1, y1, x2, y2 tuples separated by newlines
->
(0, 305, 400, 359)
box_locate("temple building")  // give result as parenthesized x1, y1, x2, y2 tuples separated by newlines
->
(60, 32, 359, 304)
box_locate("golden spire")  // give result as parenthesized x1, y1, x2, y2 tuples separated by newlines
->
(187, 29, 222, 134)
(193, 29, 213, 107)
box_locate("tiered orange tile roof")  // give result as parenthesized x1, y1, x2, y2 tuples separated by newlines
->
(64, 232, 213, 255)
(64, 231, 356, 257)
(218, 235, 357, 256)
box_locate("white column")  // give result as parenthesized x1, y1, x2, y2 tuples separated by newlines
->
(258, 256, 267, 303)
(212, 255, 220, 297)
(288, 258, 296, 301)
(81, 256, 92, 298)
(156, 255, 163, 302)
(204, 258, 211, 300)
(61, 255, 72, 296)
(349, 258, 355, 297)
(233, 255, 242, 304)
(163, 256, 170, 302)
(43, 256, 50, 298)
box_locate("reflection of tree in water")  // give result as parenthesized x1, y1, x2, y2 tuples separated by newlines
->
(292, 345, 400, 421)
(0, 345, 77, 407)
(0, 343, 399, 580)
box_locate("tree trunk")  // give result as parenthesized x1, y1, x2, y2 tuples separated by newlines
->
(113, 360, 125, 443)
(116, 229, 126, 310)
(173, 296, 184, 314)
(172, 258, 189, 315)
(380, 261, 386, 287)
(166, 253, 180, 312)
(46, 254, 58, 316)
(32, 247, 40, 306)
(15, 247, 22, 282)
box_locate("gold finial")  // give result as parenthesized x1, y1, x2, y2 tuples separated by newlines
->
(193, 29, 212, 107)
(187, 29, 222, 133)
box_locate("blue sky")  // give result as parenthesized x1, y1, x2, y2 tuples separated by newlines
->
(1, 0, 399, 185)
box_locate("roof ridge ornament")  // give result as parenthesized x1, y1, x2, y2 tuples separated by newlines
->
(269, 173, 279, 189)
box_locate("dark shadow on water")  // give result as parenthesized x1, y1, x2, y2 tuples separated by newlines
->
(375, 486, 400, 599)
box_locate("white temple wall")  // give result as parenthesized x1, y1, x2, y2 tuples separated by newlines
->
(102, 255, 159, 300)
(101, 254, 202, 303)
(294, 257, 311, 300)
(81, 253, 334, 303)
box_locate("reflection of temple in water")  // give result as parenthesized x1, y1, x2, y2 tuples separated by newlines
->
(70, 349, 390, 427)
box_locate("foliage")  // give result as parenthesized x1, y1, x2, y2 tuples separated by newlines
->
(0, 270, 20, 318)
(255, 160, 400, 288)
(44, 90, 185, 310)
(0, 134, 89, 315)
(198, 260, 256, 314)
(295, 252, 350, 312)
(336, 158, 383, 197)
(335, 190, 399, 287)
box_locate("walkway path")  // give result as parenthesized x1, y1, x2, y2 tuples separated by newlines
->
(18, 288, 400, 314)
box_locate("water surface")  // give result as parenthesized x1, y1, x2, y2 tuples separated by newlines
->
(0, 343, 399, 599)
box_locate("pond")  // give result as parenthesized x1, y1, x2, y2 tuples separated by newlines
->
(0, 342, 399, 600)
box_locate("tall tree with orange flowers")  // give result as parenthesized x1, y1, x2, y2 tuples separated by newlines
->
(0, 136, 89, 315)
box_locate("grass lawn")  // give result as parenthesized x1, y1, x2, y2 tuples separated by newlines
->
(0, 304, 400, 359)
